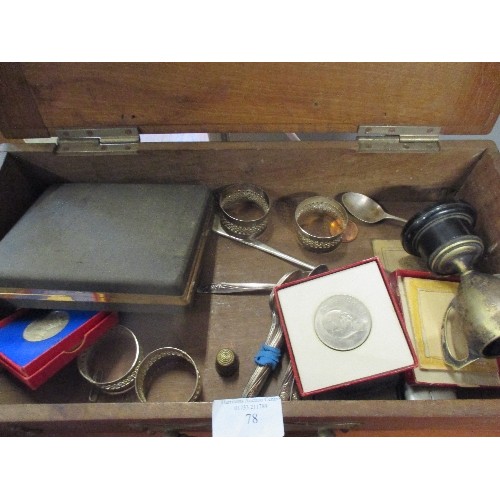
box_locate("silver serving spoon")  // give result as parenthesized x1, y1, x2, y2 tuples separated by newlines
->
(341, 192, 407, 225)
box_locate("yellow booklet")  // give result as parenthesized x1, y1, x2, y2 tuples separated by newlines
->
(403, 277, 498, 375)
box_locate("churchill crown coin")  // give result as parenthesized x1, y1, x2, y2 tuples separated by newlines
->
(314, 295, 372, 351)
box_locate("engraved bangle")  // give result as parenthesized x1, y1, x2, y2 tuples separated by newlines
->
(134, 347, 202, 403)
(77, 325, 143, 395)
(218, 183, 270, 237)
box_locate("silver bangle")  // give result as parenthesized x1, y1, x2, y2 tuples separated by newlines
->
(77, 325, 142, 395)
(134, 347, 202, 403)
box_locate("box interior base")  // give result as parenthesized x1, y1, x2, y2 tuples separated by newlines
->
(0, 140, 498, 436)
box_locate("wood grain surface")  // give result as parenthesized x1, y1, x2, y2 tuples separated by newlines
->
(0, 140, 498, 436)
(458, 147, 500, 272)
(0, 63, 499, 138)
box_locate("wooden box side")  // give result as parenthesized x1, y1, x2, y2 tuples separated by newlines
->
(0, 140, 498, 436)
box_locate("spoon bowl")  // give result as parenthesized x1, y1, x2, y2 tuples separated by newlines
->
(341, 192, 407, 225)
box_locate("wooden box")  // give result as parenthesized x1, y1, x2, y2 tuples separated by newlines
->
(0, 62, 499, 436)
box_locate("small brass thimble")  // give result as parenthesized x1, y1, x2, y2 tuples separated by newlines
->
(215, 348, 239, 377)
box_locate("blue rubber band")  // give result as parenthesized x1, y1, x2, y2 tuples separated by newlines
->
(254, 344, 281, 370)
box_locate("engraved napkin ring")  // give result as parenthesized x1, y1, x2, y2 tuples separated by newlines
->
(77, 325, 142, 395)
(218, 183, 270, 237)
(134, 347, 202, 403)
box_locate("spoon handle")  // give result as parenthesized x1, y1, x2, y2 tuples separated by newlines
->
(213, 217, 315, 271)
(385, 214, 408, 224)
(242, 313, 283, 398)
(278, 361, 301, 401)
(197, 282, 275, 294)
(242, 365, 272, 398)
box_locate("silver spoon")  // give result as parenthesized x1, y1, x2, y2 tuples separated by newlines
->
(197, 282, 275, 294)
(242, 269, 306, 398)
(341, 192, 408, 225)
(198, 265, 330, 294)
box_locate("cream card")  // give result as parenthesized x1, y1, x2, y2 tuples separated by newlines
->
(403, 277, 498, 374)
(397, 275, 500, 387)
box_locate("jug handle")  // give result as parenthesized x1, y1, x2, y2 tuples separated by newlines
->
(441, 299, 480, 370)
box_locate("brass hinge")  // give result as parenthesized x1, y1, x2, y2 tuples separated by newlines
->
(55, 127, 140, 155)
(357, 125, 441, 152)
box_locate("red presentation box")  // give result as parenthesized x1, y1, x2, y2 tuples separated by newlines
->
(0, 308, 118, 389)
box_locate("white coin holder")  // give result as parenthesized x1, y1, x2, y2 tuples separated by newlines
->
(274, 258, 417, 397)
